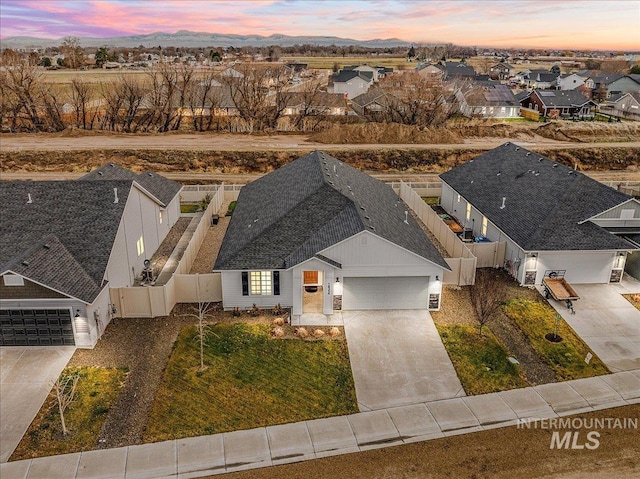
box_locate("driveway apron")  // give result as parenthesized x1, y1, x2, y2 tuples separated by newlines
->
(342, 310, 464, 411)
(0, 346, 75, 462)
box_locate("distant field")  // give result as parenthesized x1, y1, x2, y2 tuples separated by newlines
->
(281, 55, 412, 71)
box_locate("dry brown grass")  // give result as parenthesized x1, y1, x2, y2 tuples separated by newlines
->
(310, 122, 462, 144)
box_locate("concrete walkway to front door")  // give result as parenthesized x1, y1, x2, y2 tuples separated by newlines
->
(342, 310, 465, 411)
(0, 346, 75, 462)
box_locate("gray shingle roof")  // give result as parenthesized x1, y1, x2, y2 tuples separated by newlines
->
(1, 180, 132, 302)
(443, 61, 476, 78)
(532, 89, 592, 108)
(332, 70, 373, 84)
(81, 163, 182, 206)
(439, 143, 635, 252)
(214, 151, 449, 270)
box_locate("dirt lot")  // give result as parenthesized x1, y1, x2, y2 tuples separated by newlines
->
(216, 404, 640, 479)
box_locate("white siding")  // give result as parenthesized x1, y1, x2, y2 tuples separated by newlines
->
(221, 270, 292, 310)
(320, 232, 444, 278)
(536, 251, 615, 284)
(589, 200, 640, 228)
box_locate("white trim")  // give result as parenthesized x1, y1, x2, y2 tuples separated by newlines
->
(579, 198, 640, 224)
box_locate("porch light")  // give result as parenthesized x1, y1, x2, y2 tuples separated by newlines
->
(75, 310, 80, 318)
(435, 276, 439, 282)
(335, 277, 340, 283)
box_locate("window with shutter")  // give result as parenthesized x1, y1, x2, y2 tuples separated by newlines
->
(273, 271, 280, 296)
(241, 272, 249, 296)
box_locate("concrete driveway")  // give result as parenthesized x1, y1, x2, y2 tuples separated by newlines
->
(342, 310, 464, 411)
(544, 280, 640, 372)
(0, 346, 75, 462)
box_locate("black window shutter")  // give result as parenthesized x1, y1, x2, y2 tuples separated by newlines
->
(241, 272, 249, 296)
(273, 271, 280, 296)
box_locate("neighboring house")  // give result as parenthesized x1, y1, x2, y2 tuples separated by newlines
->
(525, 70, 559, 89)
(441, 61, 476, 80)
(343, 64, 381, 82)
(555, 73, 586, 91)
(350, 89, 391, 118)
(440, 143, 638, 286)
(415, 63, 444, 84)
(455, 84, 520, 118)
(0, 165, 182, 347)
(520, 89, 596, 119)
(328, 70, 374, 99)
(282, 92, 347, 116)
(489, 62, 515, 80)
(591, 74, 640, 100)
(213, 151, 449, 319)
(599, 91, 640, 120)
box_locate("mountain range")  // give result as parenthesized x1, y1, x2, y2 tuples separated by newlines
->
(1, 31, 410, 49)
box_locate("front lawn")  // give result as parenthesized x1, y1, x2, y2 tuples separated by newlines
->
(503, 299, 609, 380)
(180, 203, 200, 213)
(11, 367, 127, 461)
(144, 323, 357, 442)
(436, 324, 527, 395)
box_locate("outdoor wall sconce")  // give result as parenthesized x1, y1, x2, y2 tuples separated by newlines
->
(435, 276, 439, 281)
(335, 277, 340, 283)
(74, 310, 80, 318)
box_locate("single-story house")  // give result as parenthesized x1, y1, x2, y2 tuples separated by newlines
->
(283, 92, 347, 116)
(555, 73, 586, 91)
(441, 61, 476, 80)
(591, 74, 640, 100)
(599, 92, 640, 121)
(439, 143, 638, 286)
(519, 89, 596, 119)
(350, 89, 391, 118)
(214, 151, 449, 320)
(455, 84, 520, 118)
(0, 164, 182, 347)
(415, 63, 444, 84)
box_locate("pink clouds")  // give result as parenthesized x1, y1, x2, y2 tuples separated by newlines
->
(1, 0, 638, 50)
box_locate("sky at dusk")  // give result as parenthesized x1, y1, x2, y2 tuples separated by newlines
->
(1, 0, 639, 50)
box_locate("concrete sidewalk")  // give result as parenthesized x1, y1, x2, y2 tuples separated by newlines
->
(2, 369, 638, 479)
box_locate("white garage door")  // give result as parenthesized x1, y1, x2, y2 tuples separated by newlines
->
(342, 277, 429, 310)
(541, 252, 613, 284)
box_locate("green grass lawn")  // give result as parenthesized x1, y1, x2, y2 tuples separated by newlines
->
(144, 323, 358, 442)
(226, 200, 237, 216)
(503, 299, 609, 380)
(180, 203, 201, 213)
(11, 367, 127, 461)
(436, 324, 527, 395)
(422, 197, 440, 205)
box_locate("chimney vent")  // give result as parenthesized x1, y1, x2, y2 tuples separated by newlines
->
(404, 210, 409, 224)
(27, 193, 33, 204)
(500, 197, 506, 209)
(113, 188, 119, 203)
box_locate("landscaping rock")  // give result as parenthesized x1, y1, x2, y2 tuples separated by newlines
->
(271, 326, 285, 338)
(329, 327, 341, 337)
(272, 317, 285, 327)
(295, 327, 309, 338)
(313, 329, 325, 338)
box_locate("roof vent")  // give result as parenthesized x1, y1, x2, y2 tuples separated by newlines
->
(526, 152, 531, 156)
(539, 158, 544, 161)
(470, 180, 474, 184)
(148, 172, 153, 176)
(369, 226, 375, 231)
(113, 187, 119, 203)
(500, 197, 506, 209)
(98, 171, 103, 175)
(22, 260, 29, 266)
(43, 243, 51, 249)
(534, 172, 540, 176)
(27, 193, 33, 204)
(360, 206, 366, 211)
(497, 171, 501, 176)
(553, 164, 558, 168)
(109, 163, 115, 167)
(515, 147, 520, 151)
(365, 215, 371, 220)
(329, 181, 334, 185)
(404, 210, 409, 224)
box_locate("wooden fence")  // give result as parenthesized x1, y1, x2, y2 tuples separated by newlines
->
(110, 184, 225, 318)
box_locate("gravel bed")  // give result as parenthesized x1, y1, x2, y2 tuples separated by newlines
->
(68, 313, 193, 448)
(410, 208, 448, 257)
(189, 201, 231, 274)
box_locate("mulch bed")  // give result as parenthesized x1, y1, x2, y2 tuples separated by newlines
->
(189, 201, 231, 274)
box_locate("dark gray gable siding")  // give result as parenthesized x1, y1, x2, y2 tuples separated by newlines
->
(81, 163, 181, 206)
(439, 143, 634, 251)
(214, 151, 449, 270)
(0, 180, 131, 302)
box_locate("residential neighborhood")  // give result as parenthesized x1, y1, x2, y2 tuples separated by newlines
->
(1, 1, 640, 478)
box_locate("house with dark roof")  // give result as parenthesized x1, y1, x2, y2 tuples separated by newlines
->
(328, 70, 374, 99)
(0, 165, 182, 347)
(520, 89, 596, 119)
(439, 143, 638, 286)
(214, 151, 449, 320)
(441, 61, 476, 80)
(489, 62, 515, 80)
(591, 74, 640, 100)
(599, 91, 640, 121)
(455, 84, 520, 118)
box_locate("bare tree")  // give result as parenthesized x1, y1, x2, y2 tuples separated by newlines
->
(187, 70, 222, 131)
(289, 77, 324, 130)
(470, 269, 507, 336)
(223, 64, 292, 131)
(60, 37, 85, 69)
(377, 72, 457, 126)
(53, 372, 80, 436)
(70, 78, 98, 129)
(183, 274, 217, 371)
